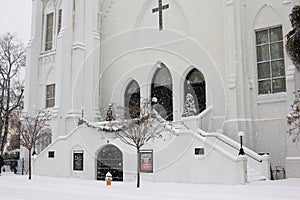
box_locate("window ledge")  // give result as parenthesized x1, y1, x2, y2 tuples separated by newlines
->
(40, 49, 56, 57)
(257, 92, 287, 104)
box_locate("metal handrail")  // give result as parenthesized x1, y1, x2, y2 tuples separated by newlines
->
(181, 121, 262, 162)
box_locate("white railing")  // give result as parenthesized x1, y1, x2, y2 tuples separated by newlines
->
(181, 105, 213, 131)
(197, 129, 270, 180)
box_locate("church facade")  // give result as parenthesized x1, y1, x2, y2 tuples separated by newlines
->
(24, 0, 300, 184)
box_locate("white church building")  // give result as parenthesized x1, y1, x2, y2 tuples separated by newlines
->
(24, 0, 300, 184)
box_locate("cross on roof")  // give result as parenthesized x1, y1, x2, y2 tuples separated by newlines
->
(152, 0, 169, 31)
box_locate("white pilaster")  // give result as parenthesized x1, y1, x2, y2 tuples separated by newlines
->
(24, 0, 43, 115)
(284, 0, 300, 179)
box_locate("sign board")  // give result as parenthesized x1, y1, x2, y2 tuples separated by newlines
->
(73, 150, 84, 171)
(140, 149, 153, 173)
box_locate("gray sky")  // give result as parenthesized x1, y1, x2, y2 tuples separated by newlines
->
(0, 0, 32, 44)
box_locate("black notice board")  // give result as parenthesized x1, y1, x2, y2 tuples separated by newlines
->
(73, 151, 84, 171)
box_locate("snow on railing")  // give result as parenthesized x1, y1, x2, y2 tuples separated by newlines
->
(196, 129, 270, 179)
(181, 105, 213, 131)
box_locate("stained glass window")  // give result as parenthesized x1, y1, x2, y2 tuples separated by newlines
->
(125, 80, 140, 119)
(183, 68, 206, 117)
(151, 62, 173, 121)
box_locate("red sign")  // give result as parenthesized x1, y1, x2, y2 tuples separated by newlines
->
(140, 150, 153, 173)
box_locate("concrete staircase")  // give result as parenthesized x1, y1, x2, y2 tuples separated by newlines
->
(176, 106, 270, 183)
(247, 166, 267, 183)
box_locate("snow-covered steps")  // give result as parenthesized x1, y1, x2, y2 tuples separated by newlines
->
(247, 166, 267, 183)
(193, 128, 271, 182)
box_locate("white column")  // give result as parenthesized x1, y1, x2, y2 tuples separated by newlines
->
(261, 154, 271, 179)
(82, 0, 101, 121)
(53, 0, 74, 138)
(222, 0, 254, 147)
(222, 0, 240, 137)
(68, 0, 86, 117)
(24, 0, 43, 115)
(284, 0, 300, 179)
(236, 155, 247, 184)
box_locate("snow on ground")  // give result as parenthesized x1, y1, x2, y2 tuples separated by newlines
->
(0, 173, 299, 200)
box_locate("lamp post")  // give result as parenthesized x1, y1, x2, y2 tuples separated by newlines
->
(151, 97, 158, 104)
(81, 106, 84, 118)
(32, 143, 36, 156)
(238, 131, 245, 155)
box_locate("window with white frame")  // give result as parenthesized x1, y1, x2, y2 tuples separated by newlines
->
(45, 12, 54, 51)
(43, 2, 63, 51)
(255, 26, 286, 95)
(46, 84, 55, 108)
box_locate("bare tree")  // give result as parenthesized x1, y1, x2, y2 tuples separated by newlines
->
(0, 33, 25, 154)
(17, 110, 50, 180)
(79, 99, 174, 188)
(115, 99, 172, 188)
(287, 90, 300, 143)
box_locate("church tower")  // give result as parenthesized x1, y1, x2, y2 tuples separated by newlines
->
(25, 0, 101, 140)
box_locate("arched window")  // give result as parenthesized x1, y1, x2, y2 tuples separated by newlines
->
(254, 6, 286, 95)
(125, 80, 140, 119)
(183, 68, 206, 117)
(43, 1, 63, 51)
(43, 2, 55, 51)
(151, 62, 173, 121)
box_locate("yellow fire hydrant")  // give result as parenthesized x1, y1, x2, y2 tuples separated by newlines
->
(105, 172, 112, 186)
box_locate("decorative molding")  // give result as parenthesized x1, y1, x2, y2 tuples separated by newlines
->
(248, 78, 254, 89)
(228, 76, 236, 89)
(49, 106, 60, 118)
(67, 109, 82, 119)
(225, 0, 233, 6)
(57, 27, 65, 39)
(286, 64, 296, 81)
(224, 117, 286, 123)
(72, 42, 86, 50)
(92, 28, 100, 40)
(283, 0, 292, 5)
(39, 51, 57, 65)
(257, 93, 287, 104)
(27, 38, 34, 48)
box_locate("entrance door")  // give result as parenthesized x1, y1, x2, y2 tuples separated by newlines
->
(97, 145, 123, 181)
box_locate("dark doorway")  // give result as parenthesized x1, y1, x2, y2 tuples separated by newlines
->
(151, 62, 173, 121)
(97, 145, 123, 181)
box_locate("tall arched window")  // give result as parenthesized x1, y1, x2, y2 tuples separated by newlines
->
(151, 62, 173, 121)
(43, 2, 55, 51)
(125, 80, 140, 119)
(183, 68, 206, 117)
(43, 1, 63, 51)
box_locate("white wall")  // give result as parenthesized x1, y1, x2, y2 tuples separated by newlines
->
(33, 126, 247, 184)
